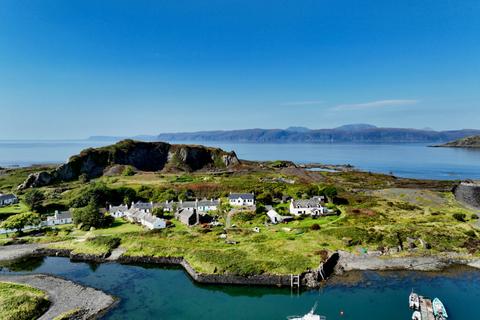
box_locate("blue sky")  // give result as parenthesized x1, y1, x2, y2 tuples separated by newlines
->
(1, 0, 479, 139)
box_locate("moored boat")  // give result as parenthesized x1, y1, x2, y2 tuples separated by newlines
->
(432, 298, 448, 319)
(411, 310, 421, 320)
(409, 291, 420, 310)
(288, 304, 326, 320)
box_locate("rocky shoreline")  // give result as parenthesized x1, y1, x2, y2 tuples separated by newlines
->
(2, 244, 480, 290)
(0, 274, 116, 320)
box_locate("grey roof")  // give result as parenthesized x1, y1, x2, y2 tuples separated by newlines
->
(143, 214, 162, 224)
(198, 199, 219, 207)
(0, 194, 17, 201)
(54, 210, 72, 220)
(132, 202, 153, 210)
(292, 197, 324, 208)
(180, 201, 197, 209)
(109, 204, 128, 212)
(176, 208, 196, 219)
(228, 193, 254, 200)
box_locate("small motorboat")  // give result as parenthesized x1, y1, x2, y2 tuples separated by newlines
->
(409, 291, 420, 310)
(288, 304, 326, 320)
(432, 298, 448, 319)
(411, 310, 421, 320)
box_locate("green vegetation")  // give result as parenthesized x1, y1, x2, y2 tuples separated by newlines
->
(24, 189, 45, 211)
(0, 212, 40, 234)
(1, 164, 479, 276)
(72, 202, 114, 231)
(0, 282, 50, 320)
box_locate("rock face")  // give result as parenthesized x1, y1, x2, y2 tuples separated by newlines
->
(18, 140, 240, 189)
(454, 181, 480, 209)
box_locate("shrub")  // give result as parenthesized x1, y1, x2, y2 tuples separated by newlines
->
(471, 214, 479, 220)
(453, 213, 466, 222)
(23, 189, 44, 211)
(78, 173, 89, 183)
(310, 223, 321, 231)
(122, 166, 135, 176)
(88, 236, 121, 250)
(464, 230, 477, 238)
(72, 202, 114, 230)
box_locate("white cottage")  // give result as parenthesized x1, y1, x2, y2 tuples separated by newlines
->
(180, 198, 219, 212)
(266, 209, 293, 224)
(228, 193, 255, 207)
(46, 210, 73, 226)
(289, 196, 328, 216)
(141, 214, 166, 230)
(108, 204, 129, 218)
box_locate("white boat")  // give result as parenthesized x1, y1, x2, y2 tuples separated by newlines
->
(288, 304, 326, 320)
(411, 310, 421, 320)
(432, 298, 448, 319)
(409, 291, 420, 310)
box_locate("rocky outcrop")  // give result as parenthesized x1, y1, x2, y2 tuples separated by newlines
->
(453, 181, 480, 209)
(436, 135, 480, 148)
(18, 140, 240, 189)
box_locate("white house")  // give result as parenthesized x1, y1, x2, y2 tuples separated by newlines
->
(266, 209, 293, 224)
(0, 194, 18, 207)
(289, 196, 328, 216)
(141, 214, 166, 230)
(228, 193, 255, 207)
(180, 198, 219, 212)
(131, 201, 154, 211)
(45, 210, 73, 226)
(108, 204, 129, 218)
(155, 201, 175, 212)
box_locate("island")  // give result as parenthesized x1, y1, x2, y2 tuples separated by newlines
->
(1, 140, 479, 311)
(435, 135, 480, 148)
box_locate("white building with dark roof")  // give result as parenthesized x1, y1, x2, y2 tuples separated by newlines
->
(108, 204, 129, 218)
(0, 194, 18, 207)
(228, 193, 255, 207)
(45, 210, 73, 226)
(179, 198, 219, 212)
(289, 196, 328, 216)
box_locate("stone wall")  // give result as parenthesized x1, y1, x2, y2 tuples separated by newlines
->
(453, 182, 480, 209)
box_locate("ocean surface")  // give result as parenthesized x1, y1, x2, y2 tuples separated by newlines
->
(2, 257, 480, 319)
(1, 140, 479, 180)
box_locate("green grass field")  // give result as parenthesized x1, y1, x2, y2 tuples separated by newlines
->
(0, 282, 50, 320)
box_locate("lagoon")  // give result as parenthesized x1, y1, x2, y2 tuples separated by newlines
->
(1, 140, 480, 180)
(2, 257, 480, 319)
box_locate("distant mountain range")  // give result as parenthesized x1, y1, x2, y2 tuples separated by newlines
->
(88, 124, 480, 144)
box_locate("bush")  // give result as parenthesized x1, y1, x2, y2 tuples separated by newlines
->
(78, 173, 89, 183)
(464, 230, 477, 238)
(23, 189, 44, 211)
(88, 236, 121, 250)
(72, 202, 114, 230)
(471, 214, 479, 220)
(453, 213, 466, 222)
(122, 166, 135, 176)
(310, 223, 321, 231)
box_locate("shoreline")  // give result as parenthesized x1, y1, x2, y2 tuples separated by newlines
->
(2, 244, 480, 289)
(0, 274, 116, 320)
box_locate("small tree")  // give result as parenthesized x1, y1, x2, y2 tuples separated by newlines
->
(24, 189, 45, 211)
(321, 185, 338, 203)
(73, 202, 113, 230)
(0, 212, 40, 234)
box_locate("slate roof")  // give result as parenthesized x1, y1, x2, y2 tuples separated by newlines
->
(291, 197, 324, 208)
(228, 193, 254, 200)
(54, 210, 72, 220)
(0, 194, 17, 202)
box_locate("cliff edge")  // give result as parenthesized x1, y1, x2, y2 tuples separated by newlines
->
(18, 140, 239, 189)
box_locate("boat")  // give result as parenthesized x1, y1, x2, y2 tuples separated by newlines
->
(409, 291, 420, 310)
(432, 298, 448, 319)
(288, 304, 326, 320)
(411, 310, 422, 320)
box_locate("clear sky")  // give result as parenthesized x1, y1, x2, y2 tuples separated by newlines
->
(1, 0, 479, 139)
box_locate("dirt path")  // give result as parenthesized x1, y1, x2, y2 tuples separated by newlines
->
(0, 274, 115, 320)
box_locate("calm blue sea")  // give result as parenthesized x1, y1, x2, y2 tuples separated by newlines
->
(2, 257, 480, 320)
(0, 140, 479, 180)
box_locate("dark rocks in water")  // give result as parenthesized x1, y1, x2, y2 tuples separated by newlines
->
(18, 140, 240, 189)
